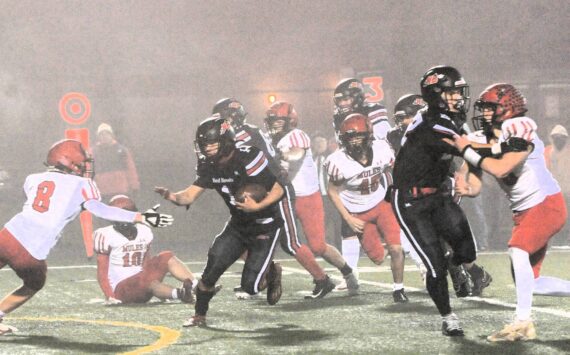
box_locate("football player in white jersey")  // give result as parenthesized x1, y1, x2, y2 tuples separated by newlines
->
(324, 113, 408, 303)
(94, 195, 196, 305)
(445, 83, 569, 342)
(0, 139, 173, 335)
(265, 101, 359, 296)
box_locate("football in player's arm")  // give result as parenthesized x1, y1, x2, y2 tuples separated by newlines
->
(154, 116, 285, 327)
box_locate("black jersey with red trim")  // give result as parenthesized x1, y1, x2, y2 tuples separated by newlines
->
(333, 102, 390, 134)
(194, 144, 282, 228)
(234, 122, 291, 188)
(234, 123, 276, 158)
(392, 109, 466, 190)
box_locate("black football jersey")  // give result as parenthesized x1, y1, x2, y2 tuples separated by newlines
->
(392, 110, 465, 190)
(194, 144, 282, 227)
(387, 126, 406, 155)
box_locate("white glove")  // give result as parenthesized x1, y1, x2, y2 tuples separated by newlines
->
(142, 204, 174, 228)
(105, 297, 122, 306)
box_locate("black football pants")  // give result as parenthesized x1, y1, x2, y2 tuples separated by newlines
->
(201, 222, 280, 295)
(391, 189, 477, 315)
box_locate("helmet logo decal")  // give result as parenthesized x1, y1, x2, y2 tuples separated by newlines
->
(348, 81, 361, 89)
(220, 120, 231, 135)
(423, 74, 439, 86)
(228, 102, 242, 109)
(455, 78, 466, 86)
(413, 98, 425, 106)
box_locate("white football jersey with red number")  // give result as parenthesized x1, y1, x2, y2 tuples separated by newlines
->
(4, 171, 101, 260)
(324, 139, 394, 213)
(93, 224, 153, 291)
(498, 116, 559, 211)
(275, 128, 319, 197)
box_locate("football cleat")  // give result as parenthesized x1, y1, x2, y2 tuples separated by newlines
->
(441, 313, 464, 336)
(333, 279, 348, 292)
(344, 273, 360, 296)
(304, 275, 335, 299)
(487, 320, 536, 342)
(179, 279, 195, 304)
(0, 321, 18, 336)
(470, 267, 493, 296)
(234, 285, 261, 300)
(266, 261, 283, 305)
(392, 288, 409, 303)
(182, 315, 207, 328)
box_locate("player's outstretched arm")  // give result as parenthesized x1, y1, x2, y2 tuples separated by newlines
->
(155, 184, 205, 207)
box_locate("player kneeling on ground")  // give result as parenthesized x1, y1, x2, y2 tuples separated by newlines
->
(94, 195, 199, 305)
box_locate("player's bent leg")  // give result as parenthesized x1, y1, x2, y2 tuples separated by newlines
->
(361, 223, 385, 265)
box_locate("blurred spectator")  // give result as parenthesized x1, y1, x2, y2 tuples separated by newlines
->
(544, 124, 569, 244)
(92, 123, 140, 202)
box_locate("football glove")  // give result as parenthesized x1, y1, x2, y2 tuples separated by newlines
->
(501, 137, 534, 153)
(142, 204, 174, 228)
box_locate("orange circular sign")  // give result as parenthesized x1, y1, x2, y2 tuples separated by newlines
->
(59, 92, 91, 125)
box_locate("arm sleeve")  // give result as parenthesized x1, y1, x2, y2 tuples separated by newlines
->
(96, 253, 115, 298)
(83, 199, 138, 223)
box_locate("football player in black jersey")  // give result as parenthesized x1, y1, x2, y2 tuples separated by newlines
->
(155, 116, 285, 327)
(212, 98, 336, 300)
(390, 66, 489, 336)
(387, 94, 426, 155)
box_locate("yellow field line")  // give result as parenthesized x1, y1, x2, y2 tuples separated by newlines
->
(10, 316, 180, 355)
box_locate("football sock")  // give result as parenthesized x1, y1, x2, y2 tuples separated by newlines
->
(393, 283, 404, 291)
(339, 263, 353, 277)
(509, 247, 534, 321)
(0, 310, 4, 319)
(173, 288, 180, 299)
(342, 238, 360, 272)
(534, 276, 570, 296)
(426, 274, 451, 316)
(195, 287, 215, 316)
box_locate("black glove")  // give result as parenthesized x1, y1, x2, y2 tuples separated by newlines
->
(142, 204, 174, 227)
(501, 137, 534, 153)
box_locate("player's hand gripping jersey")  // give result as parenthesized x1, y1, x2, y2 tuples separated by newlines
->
(324, 139, 394, 213)
(495, 116, 560, 211)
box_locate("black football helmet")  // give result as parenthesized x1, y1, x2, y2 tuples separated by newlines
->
(338, 113, 373, 160)
(194, 116, 236, 162)
(393, 94, 426, 125)
(333, 78, 366, 115)
(212, 98, 247, 130)
(420, 66, 470, 115)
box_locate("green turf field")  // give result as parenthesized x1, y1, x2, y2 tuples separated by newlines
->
(1, 250, 569, 354)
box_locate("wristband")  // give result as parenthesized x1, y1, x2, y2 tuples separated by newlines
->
(462, 146, 484, 168)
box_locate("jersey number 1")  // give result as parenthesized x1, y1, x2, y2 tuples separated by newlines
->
(32, 181, 56, 213)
